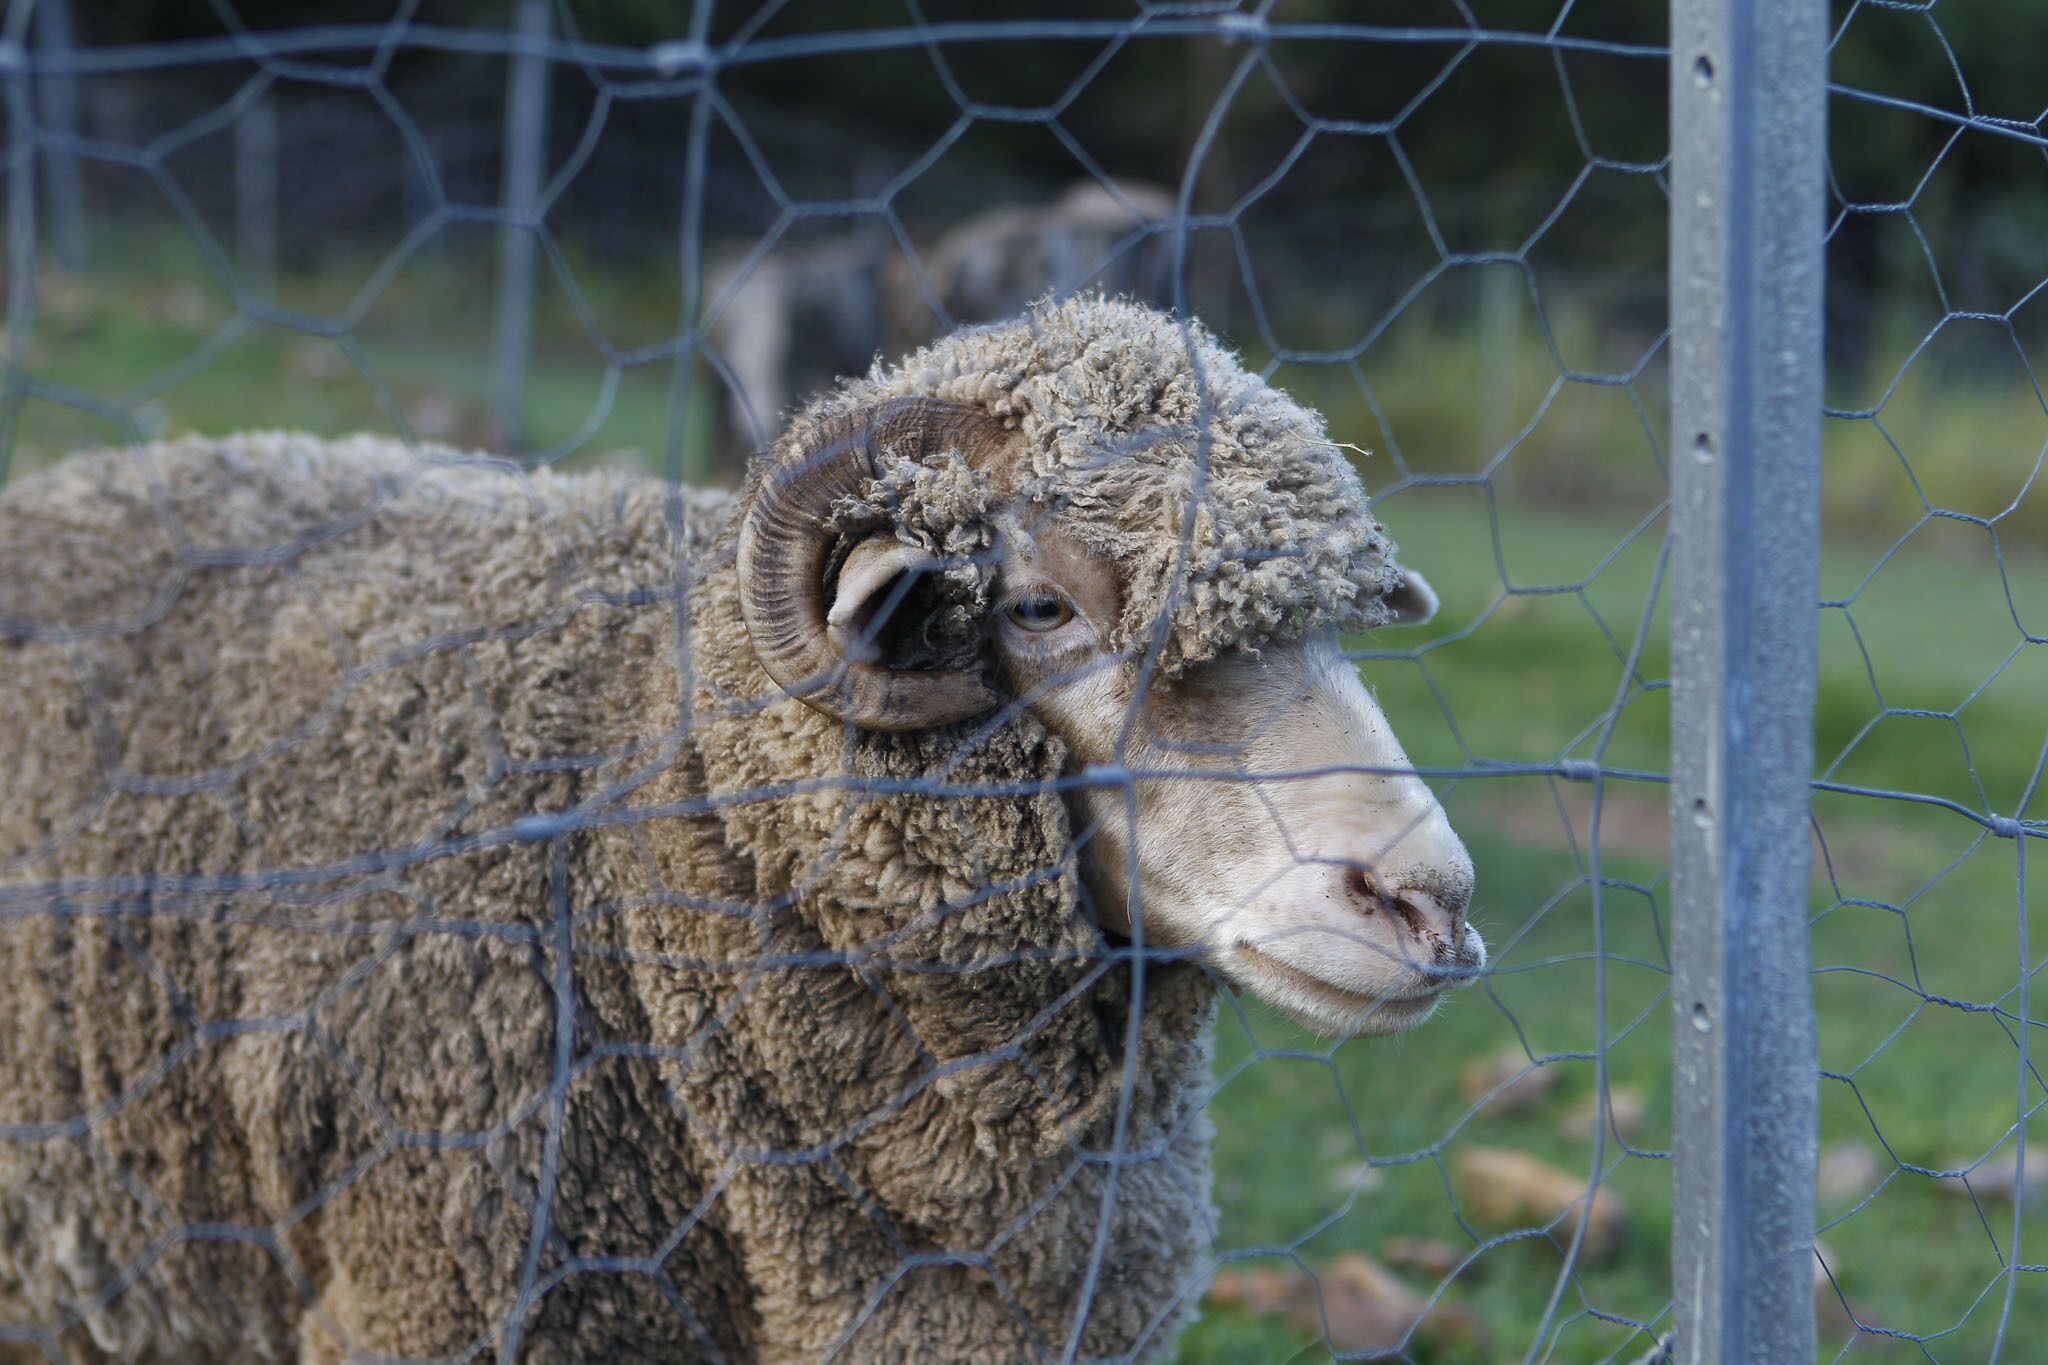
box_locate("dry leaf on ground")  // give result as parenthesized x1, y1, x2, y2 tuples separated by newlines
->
(1379, 1235, 1465, 1278)
(1560, 1086, 1649, 1143)
(1458, 1047, 1560, 1113)
(1206, 1253, 1486, 1355)
(1452, 1145, 1629, 1260)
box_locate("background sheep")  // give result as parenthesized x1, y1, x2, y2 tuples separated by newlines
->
(0, 297, 1475, 1362)
(877, 182, 1178, 358)
(708, 182, 1175, 459)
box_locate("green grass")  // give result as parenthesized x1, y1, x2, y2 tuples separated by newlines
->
(3, 226, 712, 481)
(6, 231, 2047, 1363)
(1180, 497, 2047, 1363)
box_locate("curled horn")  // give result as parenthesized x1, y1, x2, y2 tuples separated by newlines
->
(737, 397, 1018, 731)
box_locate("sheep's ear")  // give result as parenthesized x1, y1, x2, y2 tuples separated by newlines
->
(1383, 568, 1439, 626)
(825, 537, 935, 663)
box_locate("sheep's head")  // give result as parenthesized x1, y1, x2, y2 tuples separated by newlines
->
(736, 302, 1482, 1039)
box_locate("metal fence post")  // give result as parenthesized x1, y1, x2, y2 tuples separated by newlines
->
(492, 0, 550, 451)
(33, 0, 81, 270)
(1, 24, 37, 483)
(1668, 0, 1827, 1359)
(235, 92, 277, 297)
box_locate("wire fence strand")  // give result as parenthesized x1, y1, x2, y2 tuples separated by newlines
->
(0, 2, 2041, 1362)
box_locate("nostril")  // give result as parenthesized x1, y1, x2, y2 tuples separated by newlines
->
(1386, 892, 1431, 941)
(1404, 881, 1472, 934)
(1343, 868, 1434, 937)
(1437, 895, 1468, 939)
(1341, 868, 1470, 951)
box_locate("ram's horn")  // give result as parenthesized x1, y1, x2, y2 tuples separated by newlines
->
(737, 397, 1015, 730)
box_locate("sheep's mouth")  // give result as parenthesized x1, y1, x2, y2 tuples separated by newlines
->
(1229, 944, 1444, 1035)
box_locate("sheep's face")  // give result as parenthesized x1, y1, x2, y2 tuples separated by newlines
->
(983, 518, 1483, 1039)
(737, 394, 1482, 1039)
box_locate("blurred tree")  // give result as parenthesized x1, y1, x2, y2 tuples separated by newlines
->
(50, 0, 2048, 342)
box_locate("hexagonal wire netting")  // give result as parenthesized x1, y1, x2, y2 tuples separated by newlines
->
(0, 2, 2040, 1363)
(1810, 2, 2048, 1360)
(0, 6, 1716, 1363)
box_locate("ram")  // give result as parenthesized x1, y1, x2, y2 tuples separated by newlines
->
(0, 297, 1480, 1363)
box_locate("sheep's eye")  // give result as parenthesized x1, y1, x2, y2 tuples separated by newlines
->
(1007, 590, 1074, 633)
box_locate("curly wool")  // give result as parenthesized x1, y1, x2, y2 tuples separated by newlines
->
(803, 294, 1403, 671)
(0, 431, 1215, 1364)
(0, 302, 1388, 1363)
(825, 449, 1000, 672)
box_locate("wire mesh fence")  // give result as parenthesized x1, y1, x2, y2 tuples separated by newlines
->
(0, 2, 2042, 1362)
(1805, 2, 2048, 1360)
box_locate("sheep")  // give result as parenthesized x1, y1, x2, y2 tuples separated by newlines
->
(709, 181, 1174, 460)
(876, 181, 1178, 359)
(0, 295, 1480, 1364)
(708, 235, 891, 456)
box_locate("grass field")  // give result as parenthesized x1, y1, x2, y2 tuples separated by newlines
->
(5, 234, 2046, 1362)
(1181, 494, 2045, 1362)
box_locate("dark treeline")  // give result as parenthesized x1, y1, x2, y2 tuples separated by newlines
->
(42, 0, 2048, 361)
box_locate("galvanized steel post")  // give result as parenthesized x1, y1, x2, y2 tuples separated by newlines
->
(235, 93, 278, 297)
(491, 0, 550, 451)
(34, 0, 81, 270)
(1, 21, 36, 483)
(1668, 0, 1827, 1359)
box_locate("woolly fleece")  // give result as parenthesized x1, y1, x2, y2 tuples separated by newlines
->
(788, 294, 1404, 671)
(0, 297, 1412, 1362)
(0, 431, 1214, 1364)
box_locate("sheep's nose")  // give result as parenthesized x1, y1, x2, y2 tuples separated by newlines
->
(1343, 867, 1477, 974)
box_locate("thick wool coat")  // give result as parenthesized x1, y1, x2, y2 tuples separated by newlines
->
(0, 298, 1397, 1363)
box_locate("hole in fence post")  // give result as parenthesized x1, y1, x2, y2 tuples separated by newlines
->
(1693, 55, 1715, 89)
(1691, 1003, 1712, 1034)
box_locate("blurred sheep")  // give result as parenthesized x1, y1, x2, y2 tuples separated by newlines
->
(708, 181, 1175, 461)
